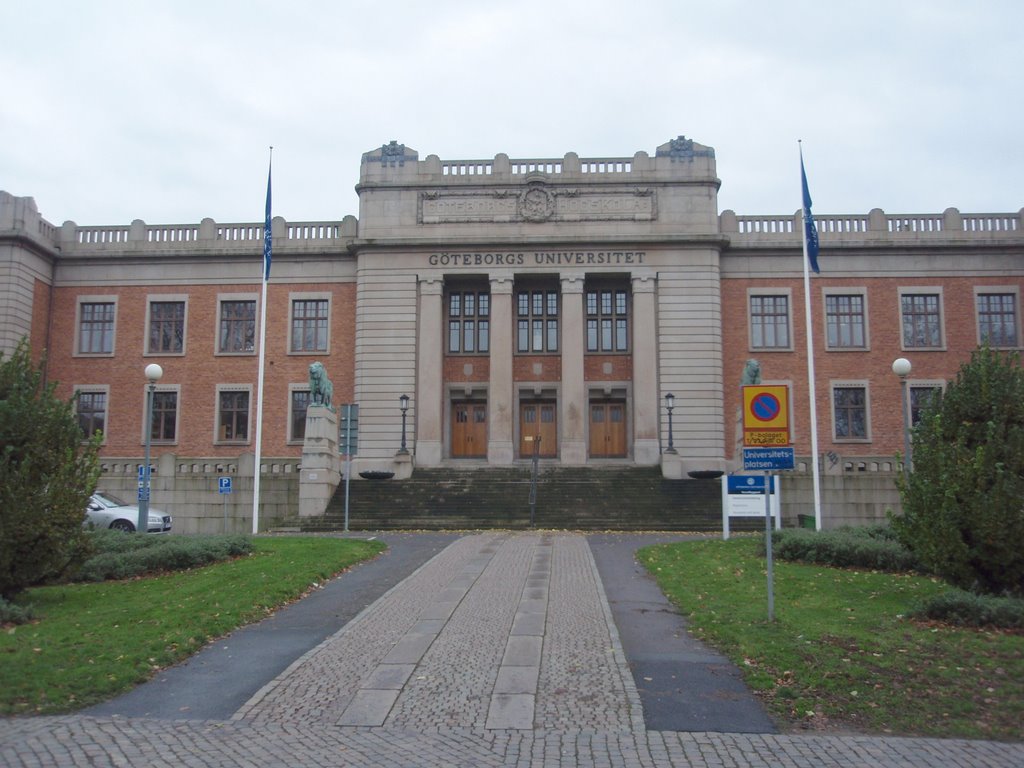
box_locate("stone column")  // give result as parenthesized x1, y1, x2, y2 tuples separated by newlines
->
(488, 274, 514, 464)
(299, 405, 341, 517)
(416, 277, 444, 466)
(560, 274, 587, 465)
(632, 272, 660, 464)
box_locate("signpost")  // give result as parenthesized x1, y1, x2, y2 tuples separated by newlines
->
(219, 476, 232, 532)
(739, 384, 793, 622)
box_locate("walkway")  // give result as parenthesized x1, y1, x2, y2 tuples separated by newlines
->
(1, 532, 1020, 767)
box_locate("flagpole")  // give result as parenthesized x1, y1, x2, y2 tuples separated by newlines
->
(252, 146, 272, 535)
(799, 142, 824, 531)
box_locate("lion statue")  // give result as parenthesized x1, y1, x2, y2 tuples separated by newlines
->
(308, 361, 334, 410)
(741, 359, 762, 386)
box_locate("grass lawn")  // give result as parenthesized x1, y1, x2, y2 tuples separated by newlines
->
(638, 537, 1024, 741)
(0, 536, 385, 715)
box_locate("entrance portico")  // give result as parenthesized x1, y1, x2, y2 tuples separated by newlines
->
(352, 138, 728, 477)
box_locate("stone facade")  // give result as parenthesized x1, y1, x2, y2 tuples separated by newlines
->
(1, 138, 1022, 529)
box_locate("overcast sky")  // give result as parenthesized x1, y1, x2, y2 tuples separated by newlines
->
(2, 1, 1021, 227)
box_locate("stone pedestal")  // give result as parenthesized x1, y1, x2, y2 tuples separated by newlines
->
(661, 451, 684, 479)
(392, 451, 413, 479)
(299, 405, 341, 518)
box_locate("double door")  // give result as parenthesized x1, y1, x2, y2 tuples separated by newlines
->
(451, 402, 487, 458)
(589, 400, 626, 458)
(519, 402, 557, 458)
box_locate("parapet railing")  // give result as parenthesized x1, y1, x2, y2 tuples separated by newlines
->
(60, 215, 357, 253)
(439, 156, 635, 177)
(725, 208, 1022, 244)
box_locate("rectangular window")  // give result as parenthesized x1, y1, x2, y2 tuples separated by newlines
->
(750, 295, 790, 349)
(150, 391, 178, 442)
(447, 289, 489, 354)
(76, 391, 107, 439)
(977, 293, 1018, 347)
(290, 390, 310, 441)
(291, 299, 329, 352)
(909, 384, 942, 427)
(901, 293, 942, 348)
(148, 300, 185, 354)
(219, 300, 256, 353)
(833, 386, 867, 439)
(517, 288, 559, 353)
(79, 302, 115, 354)
(218, 390, 249, 441)
(825, 294, 866, 348)
(585, 286, 628, 352)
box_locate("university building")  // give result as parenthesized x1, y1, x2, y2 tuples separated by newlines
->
(2, 137, 1021, 531)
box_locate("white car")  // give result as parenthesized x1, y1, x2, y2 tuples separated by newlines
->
(85, 492, 173, 533)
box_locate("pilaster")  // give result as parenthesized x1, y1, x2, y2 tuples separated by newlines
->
(416, 277, 444, 465)
(488, 273, 514, 464)
(632, 272, 660, 464)
(560, 274, 587, 465)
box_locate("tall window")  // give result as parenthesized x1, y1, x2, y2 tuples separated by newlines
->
(149, 301, 185, 354)
(901, 293, 942, 348)
(79, 302, 115, 354)
(825, 294, 866, 348)
(290, 390, 310, 441)
(291, 299, 329, 352)
(517, 289, 559, 353)
(447, 290, 489, 354)
(218, 390, 249, 441)
(219, 300, 256, 353)
(586, 287, 628, 352)
(833, 386, 867, 439)
(910, 385, 942, 427)
(76, 391, 107, 439)
(977, 293, 1018, 347)
(151, 391, 178, 442)
(750, 295, 790, 349)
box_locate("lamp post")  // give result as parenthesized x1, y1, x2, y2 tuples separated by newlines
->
(398, 394, 410, 454)
(664, 392, 677, 454)
(139, 363, 163, 533)
(892, 357, 912, 472)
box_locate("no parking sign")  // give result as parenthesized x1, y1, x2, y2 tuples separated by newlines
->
(742, 385, 790, 446)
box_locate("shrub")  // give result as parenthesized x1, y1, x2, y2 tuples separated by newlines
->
(0, 340, 101, 599)
(0, 597, 36, 625)
(912, 589, 1024, 630)
(892, 347, 1024, 597)
(770, 526, 921, 572)
(74, 532, 254, 582)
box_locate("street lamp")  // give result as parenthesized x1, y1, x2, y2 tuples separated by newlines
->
(892, 357, 912, 472)
(398, 394, 410, 454)
(664, 392, 677, 454)
(139, 363, 163, 533)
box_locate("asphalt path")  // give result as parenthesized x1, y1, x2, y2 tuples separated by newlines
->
(588, 533, 777, 733)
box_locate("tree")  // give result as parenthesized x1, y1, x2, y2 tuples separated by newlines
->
(0, 340, 100, 599)
(893, 347, 1024, 596)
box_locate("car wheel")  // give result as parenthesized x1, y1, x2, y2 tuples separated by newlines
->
(110, 519, 135, 532)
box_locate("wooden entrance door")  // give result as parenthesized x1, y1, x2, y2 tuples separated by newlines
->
(589, 401, 627, 458)
(519, 402, 557, 458)
(451, 402, 487, 458)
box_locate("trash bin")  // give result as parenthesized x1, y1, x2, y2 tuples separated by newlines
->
(798, 514, 816, 530)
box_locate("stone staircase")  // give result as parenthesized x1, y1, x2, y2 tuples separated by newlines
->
(286, 465, 761, 532)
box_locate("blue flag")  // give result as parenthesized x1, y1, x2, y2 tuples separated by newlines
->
(801, 151, 820, 273)
(263, 161, 272, 281)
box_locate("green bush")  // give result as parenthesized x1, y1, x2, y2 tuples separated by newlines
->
(0, 340, 100, 599)
(74, 532, 254, 582)
(0, 597, 36, 625)
(912, 589, 1024, 630)
(893, 347, 1024, 597)
(770, 526, 921, 572)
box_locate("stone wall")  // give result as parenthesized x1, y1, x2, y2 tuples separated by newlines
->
(97, 452, 300, 534)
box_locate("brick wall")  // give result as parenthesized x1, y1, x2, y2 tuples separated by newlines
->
(721, 275, 1024, 460)
(48, 282, 355, 459)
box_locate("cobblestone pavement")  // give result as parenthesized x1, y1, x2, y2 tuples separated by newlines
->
(2, 532, 1022, 767)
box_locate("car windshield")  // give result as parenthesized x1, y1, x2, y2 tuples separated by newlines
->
(94, 492, 129, 508)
